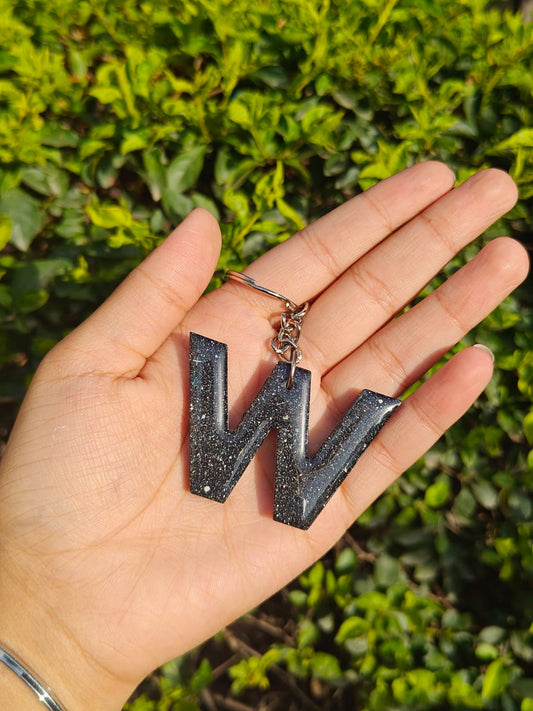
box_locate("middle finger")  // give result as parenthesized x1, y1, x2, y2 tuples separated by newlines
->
(301, 169, 517, 375)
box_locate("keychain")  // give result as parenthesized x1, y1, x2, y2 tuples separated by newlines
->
(189, 271, 401, 530)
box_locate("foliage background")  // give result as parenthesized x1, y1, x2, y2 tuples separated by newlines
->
(0, 0, 532, 708)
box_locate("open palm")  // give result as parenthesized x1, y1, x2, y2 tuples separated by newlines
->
(0, 163, 528, 710)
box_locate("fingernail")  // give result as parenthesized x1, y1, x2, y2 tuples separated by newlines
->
(473, 343, 495, 363)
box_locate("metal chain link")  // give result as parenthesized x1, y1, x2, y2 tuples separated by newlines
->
(226, 271, 309, 389)
(270, 302, 309, 388)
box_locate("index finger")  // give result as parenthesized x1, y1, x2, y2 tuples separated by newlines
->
(243, 161, 455, 303)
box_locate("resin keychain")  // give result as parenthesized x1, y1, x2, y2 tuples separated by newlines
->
(189, 271, 401, 530)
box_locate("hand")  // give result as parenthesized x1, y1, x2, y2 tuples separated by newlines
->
(0, 163, 528, 710)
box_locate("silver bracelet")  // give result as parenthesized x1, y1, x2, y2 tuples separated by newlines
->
(0, 642, 67, 711)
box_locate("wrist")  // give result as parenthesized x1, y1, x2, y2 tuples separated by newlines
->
(0, 659, 45, 710)
(0, 643, 66, 710)
(0, 557, 133, 711)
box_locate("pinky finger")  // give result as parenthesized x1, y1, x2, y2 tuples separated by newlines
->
(335, 345, 494, 526)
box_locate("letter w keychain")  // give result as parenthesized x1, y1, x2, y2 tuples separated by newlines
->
(188, 271, 401, 530)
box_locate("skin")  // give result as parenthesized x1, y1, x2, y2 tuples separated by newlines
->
(0, 163, 528, 709)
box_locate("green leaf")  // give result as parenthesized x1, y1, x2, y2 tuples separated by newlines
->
(161, 191, 194, 219)
(22, 165, 69, 197)
(142, 148, 167, 202)
(309, 652, 342, 682)
(189, 659, 212, 694)
(523, 410, 533, 445)
(356, 591, 390, 612)
(222, 189, 250, 219)
(335, 616, 369, 643)
(227, 97, 253, 128)
(68, 47, 88, 78)
(301, 104, 338, 134)
(41, 123, 79, 148)
(307, 561, 325, 587)
(448, 676, 483, 707)
(475, 643, 500, 661)
(482, 659, 509, 700)
(121, 131, 151, 155)
(252, 66, 288, 89)
(0, 215, 12, 251)
(425, 480, 451, 508)
(86, 203, 132, 229)
(16, 289, 49, 314)
(12, 259, 71, 295)
(297, 619, 320, 648)
(471, 480, 499, 509)
(493, 128, 533, 150)
(374, 554, 402, 588)
(0, 189, 46, 251)
(56, 209, 85, 240)
(275, 197, 306, 230)
(90, 86, 122, 104)
(79, 139, 107, 160)
(288, 590, 307, 608)
(0, 284, 11, 309)
(166, 145, 207, 195)
(335, 548, 357, 574)
(454, 487, 477, 520)
(190, 192, 220, 221)
(511, 631, 533, 663)
(442, 609, 472, 630)
(479, 626, 507, 645)
(494, 537, 517, 558)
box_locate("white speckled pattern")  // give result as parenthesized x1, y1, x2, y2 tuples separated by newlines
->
(189, 332, 401, 529)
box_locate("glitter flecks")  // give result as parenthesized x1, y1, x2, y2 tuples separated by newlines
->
(188, 332, 401, 530)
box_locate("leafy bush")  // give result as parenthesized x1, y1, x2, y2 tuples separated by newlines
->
(0, 0, 531, 709)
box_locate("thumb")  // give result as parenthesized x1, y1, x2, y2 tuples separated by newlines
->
(59, 208, 221, 376)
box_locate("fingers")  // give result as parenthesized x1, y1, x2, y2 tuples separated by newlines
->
(59, 208, 221, 376)
(303, 169, 519, 373)
(322, 236, 529, 411)
(241, 162, 455, 304)
(328, 346, 496, 530)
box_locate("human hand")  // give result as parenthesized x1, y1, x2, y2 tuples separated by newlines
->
(0, 163, 528, 709)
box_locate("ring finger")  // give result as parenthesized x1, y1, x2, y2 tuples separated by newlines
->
(321, 236, 529, 413)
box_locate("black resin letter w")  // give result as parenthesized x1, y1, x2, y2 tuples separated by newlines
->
(189, 332, 400, 530)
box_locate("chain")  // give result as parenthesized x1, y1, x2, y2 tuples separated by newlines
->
(270, 302, 309, 389)
(226, 271, 309, 389)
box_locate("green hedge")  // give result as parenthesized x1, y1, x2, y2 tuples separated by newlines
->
(0, 0, 532, 709)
